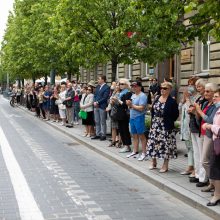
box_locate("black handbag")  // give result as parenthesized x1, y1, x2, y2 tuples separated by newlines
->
(111, 104, 127, 121)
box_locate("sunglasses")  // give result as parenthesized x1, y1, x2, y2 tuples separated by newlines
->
(120, 83, 125, 85)
(160, 87, 168, 90)
(205, 90, 212, 93)
(87, 89, 92, 91)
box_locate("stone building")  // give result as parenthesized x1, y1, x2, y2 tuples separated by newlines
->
(79, 33, 220, 94)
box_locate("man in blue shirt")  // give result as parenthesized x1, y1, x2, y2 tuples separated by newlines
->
(126, 81, 148, 161)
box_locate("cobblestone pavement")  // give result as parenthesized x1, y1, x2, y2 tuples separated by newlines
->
(0, 97, 213, 220)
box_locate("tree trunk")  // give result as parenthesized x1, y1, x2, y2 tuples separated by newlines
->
(111, 58, 118, 82)
(67, 72, 71, 81)
(50, 69, 56, 85)
(44, 74, 47, 85)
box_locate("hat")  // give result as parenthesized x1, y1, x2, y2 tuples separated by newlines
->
(88, 80, 96, 88)
(131, 81, 142, 87)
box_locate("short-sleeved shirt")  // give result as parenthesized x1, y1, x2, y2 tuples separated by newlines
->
(130, 92, 147, 119)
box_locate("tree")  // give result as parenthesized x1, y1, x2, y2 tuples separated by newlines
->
(55, 0, 140, 81)
(185, 0, 220, 41)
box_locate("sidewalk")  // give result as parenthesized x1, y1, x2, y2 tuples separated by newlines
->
(18, 105, 220, 220)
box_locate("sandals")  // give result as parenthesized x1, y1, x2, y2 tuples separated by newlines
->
(108, 141, 117, 147)
(201, 185, 215, 192)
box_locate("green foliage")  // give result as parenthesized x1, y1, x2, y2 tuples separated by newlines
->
(1, 0, 219, 82)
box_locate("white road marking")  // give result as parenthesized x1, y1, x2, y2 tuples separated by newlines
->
(0, 126, 45, 220)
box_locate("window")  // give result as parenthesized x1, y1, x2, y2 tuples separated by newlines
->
(201, 36, 210, 71)
(128, 64, 132, 79)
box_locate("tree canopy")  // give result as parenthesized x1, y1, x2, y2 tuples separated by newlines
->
(0, 0, 219, 83)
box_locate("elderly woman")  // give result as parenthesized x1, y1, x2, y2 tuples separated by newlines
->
(80, 86, 95, 137)
(106, 82, 121, 147)
(111, 78, 132, 153)
(194, 83, 219, 189)
(202, 89, 220, 206)
(147, 81, 179, 173)
(188, 79, 207, 183)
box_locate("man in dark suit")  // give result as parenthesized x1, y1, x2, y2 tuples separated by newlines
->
(92, 75, 110, 141)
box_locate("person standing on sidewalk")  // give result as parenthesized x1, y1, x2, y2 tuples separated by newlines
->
(146, 81, 179, 173)
(194, 83, 219, 188)
(92, 75, 110, 141)
(126, 81, 148, 161)
(188, 79, 207, 184)
(64, 83, 75, 127)
(179, 88, 195, 175)
(80, 86, 95, 137)
(202, 89, 220, 206)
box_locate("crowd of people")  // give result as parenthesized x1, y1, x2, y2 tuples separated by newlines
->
(8, 75, 220, 206)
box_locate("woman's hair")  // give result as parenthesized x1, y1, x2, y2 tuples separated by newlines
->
(205, 83, 219, 92)
(119, 78, 130, 88)
(188, 76, 199, 85)
(87, 86, 93, 93)
(161, 82, 173, 89)
(215, 88, 220, 95)
(195, 79, 206, 87)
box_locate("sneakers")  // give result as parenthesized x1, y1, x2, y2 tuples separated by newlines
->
(119, 146, 131, 153)
(126, 151, 138, 158)
(137, 153, 146, 161)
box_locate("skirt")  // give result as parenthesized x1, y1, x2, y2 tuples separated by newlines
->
(82, 111, 95, 126)
(210, 143, 220, 180)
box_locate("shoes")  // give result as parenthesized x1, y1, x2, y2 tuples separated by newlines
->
(180, 170, 192, 175)
(126, 151, 138, 158)
(159, 168, 168, 173)
(91, 136, 100, 140)
(189, 177, 199, 183)
(207, 199, 220, 206)
(189, 174, 196, 178)
(137, 153, 146, 161)
(100, 136, 106, 141)
(184, 154, 188, 157)
(116, 141, 122, 148)
(196, 182, 209, 187)
(201, 185, 215, 192)
(66, 124, 73, 128)
(87, 134, 91, 138)
(74, 122, 79, 125)
(108, 141, 116, 147)
(82, 133, 88, 137)
(119, 146, 131, 153)
(149, 164, 157, 170)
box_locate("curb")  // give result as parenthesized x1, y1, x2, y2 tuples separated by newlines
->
(16, 104, 220, 220)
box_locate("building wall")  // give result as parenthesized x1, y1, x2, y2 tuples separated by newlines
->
(79, 40, 220, 93)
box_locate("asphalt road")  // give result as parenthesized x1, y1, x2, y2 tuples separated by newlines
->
(0, 96, 212, 220)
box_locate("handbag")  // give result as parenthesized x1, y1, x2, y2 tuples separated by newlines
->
(111, 104, 127, 121)
(214, 128, 220, 156)
(78, 110, 88, 119)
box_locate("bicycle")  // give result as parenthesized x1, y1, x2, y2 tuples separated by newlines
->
(10, 93, 17, 107)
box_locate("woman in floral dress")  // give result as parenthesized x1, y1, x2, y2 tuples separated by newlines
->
(147, 82, 179, 173)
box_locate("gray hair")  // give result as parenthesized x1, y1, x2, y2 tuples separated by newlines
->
(195, 79, 206, 87)
(119, 78, 130, 88)
(205, 83, 219, 92)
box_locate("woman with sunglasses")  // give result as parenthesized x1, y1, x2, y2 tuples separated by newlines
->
(80, 86, 95, 137)
(111, 79, 132, 153)
(146, 82, 179, 173)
